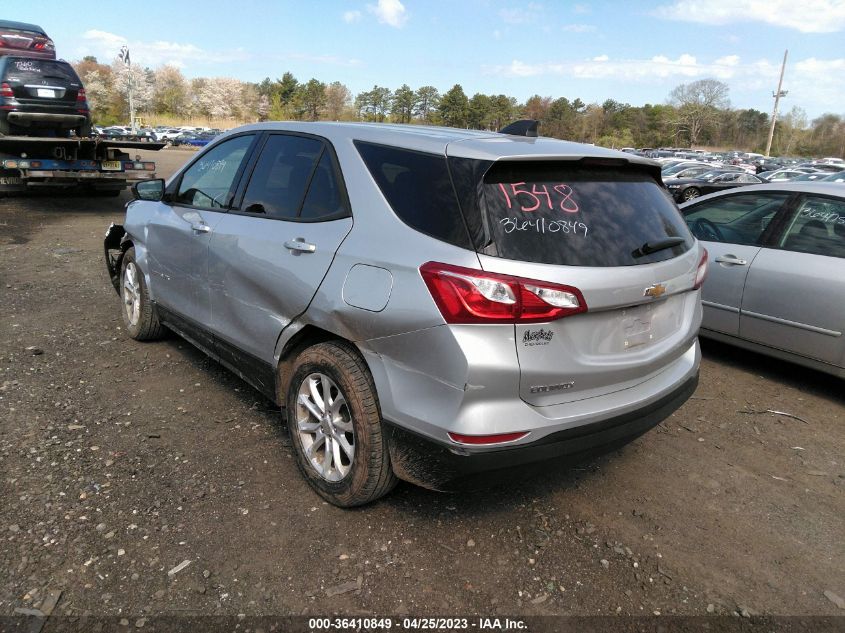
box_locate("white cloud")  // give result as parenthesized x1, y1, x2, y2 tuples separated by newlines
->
(481, 53, 845, 113)
(498, 2, 543, 24)
(343, 10, 362, 23)
(573, 3, 590, 13)
(78, 30, 249, 68)
(715, 54, 740, 66)
(367, 0, 408, 27)
(284, 53, 363, 67)
(562, 23, 596, 32)
(654, 0, 845, 33)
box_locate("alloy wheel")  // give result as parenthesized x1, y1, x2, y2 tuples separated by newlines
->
(122, 262, 141, 327)
(295, 373, 355, 482)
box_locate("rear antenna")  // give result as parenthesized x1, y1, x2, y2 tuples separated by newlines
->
(499, 119, 539, 137)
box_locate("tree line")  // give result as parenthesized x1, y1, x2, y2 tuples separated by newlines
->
(72, 57, 845, 158)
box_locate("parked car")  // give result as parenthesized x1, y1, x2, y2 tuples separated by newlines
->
(0, 20, 55, 60)
(792, 172, 833, 182)
(661, 161, 711, 177)
(104, 122, 705, 506)
(758, 169, 807, 182)
(155, 128, 184, 142)
(95, 128, 128, 139)
(819, 172, 845, 183)
(176, 131, 218, 147)
(680, 183, 845, 378)
(663, 165, 728, 182)
(0, 56, 90, 136)
(665, 170, 764, 202)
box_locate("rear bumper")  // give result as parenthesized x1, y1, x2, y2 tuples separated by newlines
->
(387, 372, 698, 491)
(5, 111, 87, 129)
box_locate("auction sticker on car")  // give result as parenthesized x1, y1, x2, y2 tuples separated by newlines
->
(36, 88, 56, 98)
(100, 161, 122, 171)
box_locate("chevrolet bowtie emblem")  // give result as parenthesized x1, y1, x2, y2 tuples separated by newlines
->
(644, 283, 667, 299)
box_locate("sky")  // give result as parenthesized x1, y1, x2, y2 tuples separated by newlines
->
(7, 0, 845, 118)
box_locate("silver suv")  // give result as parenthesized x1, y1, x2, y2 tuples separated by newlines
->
(104, 122, 705, 506)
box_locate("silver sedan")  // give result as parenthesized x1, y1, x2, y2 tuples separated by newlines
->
(680, 182, 845, 378)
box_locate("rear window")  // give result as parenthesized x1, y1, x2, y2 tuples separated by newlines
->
(2, 58, 78, 83)
(476, 162, 693, 267)
(354, 141, 471, 249)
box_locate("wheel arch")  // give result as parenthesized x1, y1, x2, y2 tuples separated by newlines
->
(275, 324, 357, 405)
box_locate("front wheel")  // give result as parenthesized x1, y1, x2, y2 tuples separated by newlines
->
(682, 187, 701, 201)
(120, 248, 165, 341)
(287, 341, 397, 507)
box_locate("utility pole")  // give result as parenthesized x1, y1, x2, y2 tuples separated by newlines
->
(119, 46, 135, 134)
(764, 49, 788, 158)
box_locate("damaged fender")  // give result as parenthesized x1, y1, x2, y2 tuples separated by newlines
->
(103, 223, 127, 294)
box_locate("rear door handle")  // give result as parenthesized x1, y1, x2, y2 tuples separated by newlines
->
(714, 254, 748, 266)
(190, 223, 212, 234)
(284, 238, 316, 253)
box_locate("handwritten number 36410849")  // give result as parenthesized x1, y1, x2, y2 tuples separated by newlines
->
(498, 182, 580, 213)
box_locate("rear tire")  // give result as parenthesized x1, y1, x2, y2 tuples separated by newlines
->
(75, 122, 92, 138)
(0, 119, 10, 136)
(286, 341, 397, 507)
(682, 187, 701, 201)
(120, 248, 165, 341)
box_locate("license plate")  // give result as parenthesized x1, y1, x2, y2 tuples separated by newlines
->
(100, 161, 122, 171)
(622, 305, 654, 350)
(36, 88, 56, 98)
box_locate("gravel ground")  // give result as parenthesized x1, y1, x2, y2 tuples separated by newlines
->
(1, 148, 843, 622)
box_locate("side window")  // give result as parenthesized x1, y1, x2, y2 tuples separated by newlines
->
(683, 192, 788, 245)
(299, 151, 348, 220)
(174, 135, 254, 208)
(780, 196, 845, 259)
(355, 141, 471, 248)
(239, 134, 323, 219)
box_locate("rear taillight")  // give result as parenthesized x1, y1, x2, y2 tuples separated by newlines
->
(76, 88, 89, 113)
(0, 83, 13, 98)
(693, 248, 708, 290)
(420, 262, 587, 324)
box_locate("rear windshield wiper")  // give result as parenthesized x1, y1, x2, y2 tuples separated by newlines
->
(632, 237, 686, 258)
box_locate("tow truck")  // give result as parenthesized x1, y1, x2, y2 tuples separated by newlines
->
(0, 135, 164, 197)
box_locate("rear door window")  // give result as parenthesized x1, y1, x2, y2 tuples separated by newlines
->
(779, 195, 845, 259)
(478, 162, 693, 267)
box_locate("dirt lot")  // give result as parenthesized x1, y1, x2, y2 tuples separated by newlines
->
(1, 148, 843, 623)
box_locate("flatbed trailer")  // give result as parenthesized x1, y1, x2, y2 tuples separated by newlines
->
(0, 136, 165, 196)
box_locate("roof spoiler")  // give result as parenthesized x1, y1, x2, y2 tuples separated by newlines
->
(499, 119, 539, 137)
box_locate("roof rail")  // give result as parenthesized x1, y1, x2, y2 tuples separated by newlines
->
(499, 119, 539, 137)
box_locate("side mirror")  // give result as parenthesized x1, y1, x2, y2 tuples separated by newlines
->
(133, 178, 165, 201)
